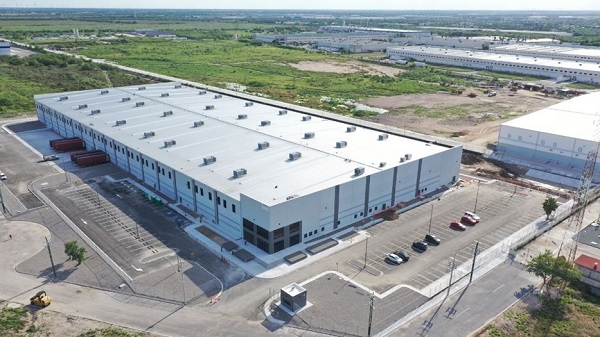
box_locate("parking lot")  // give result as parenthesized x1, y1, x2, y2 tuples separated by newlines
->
(337, 180, 546, 292)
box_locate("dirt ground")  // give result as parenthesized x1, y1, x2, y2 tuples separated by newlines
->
(363, 89, 561, 148)
(289, 60, 403, 77)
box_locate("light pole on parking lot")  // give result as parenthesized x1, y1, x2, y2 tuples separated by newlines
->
(428, 203, 434, 234)
(363, 236, 369, 269)
(473, 181, 481, 213)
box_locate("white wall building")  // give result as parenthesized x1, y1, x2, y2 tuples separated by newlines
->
(492, 44, 600, 63)
(0, 42, 11, 56)
(496, 92, 600, 178)
(387, 46, 600, 84)
(35, 83, 461, 258)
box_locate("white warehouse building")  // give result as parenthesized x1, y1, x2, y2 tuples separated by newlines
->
(0, 42, 11, 56)
(492, 44, 600, 63)
(496, 92, 600, 179)
(34, 83, 461, 256)
(387, 46, 600, 84)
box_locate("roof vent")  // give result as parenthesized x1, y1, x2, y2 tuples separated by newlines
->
(115, 120, 126, 126)
(302, 116, 312, 121)
(405, 153, 412, 160)
(289, 152, 302, 161)
(304, 132, 315, 139)
(144, 131, 155, 138)
(245, 102, 254, 107)
(400, 157, 406, 163)
(135, 101, 145, 107)
(174, 84, 182, 88)
(379, 162, 387, 168)
(100, 90, 109, 95)
(214, 94, 222, 99)
(59, 96, 69, 101)
(194, 121, 204, 127)
(261, 120, 271, 126)
(203, 156, 216, 165)
(354, 167, 365, 176)
(205, 105, 214, 110)
(279, 109, 288, 115)
(122, 97, 131, 102)
(233, 168, 247, 178)
(238, 114, 248, 120)
(347, 126, 357, 132)
(258, 142, 270, 150)
(378, 134, 389, 141)
(138, 86, 146, 90)
(78, 104, 88, 109)
(199, 90, 207, 95)
(162, 110, 173, 117)
(164, 140, 176, 147)
(90, 109, 101, 115)
(161, 93, 170, 97)
(336, 141, 347, 148)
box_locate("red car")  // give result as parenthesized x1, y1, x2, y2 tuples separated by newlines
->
(461, 216, 477, 226)
(450, 221, 466, 231)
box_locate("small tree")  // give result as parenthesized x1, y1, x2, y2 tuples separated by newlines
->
(542, 197, 558, 220)
(64, 241, 86, 265)
(526, 250, 555, 290)
(527, 250, 582, 292)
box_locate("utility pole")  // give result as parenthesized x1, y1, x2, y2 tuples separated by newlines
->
(367, 293, 374, 337)
(428, 203, 434, 234)
(474, 181, 481, 213)
(469, 241, 480, 283)
(363, 236, 369, 269)
(447, 252, 457, 295)
(45, 237, 57, 279)
(177, 255, 186, 304)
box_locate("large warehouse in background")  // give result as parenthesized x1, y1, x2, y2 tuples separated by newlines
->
(0, 42, 10, 55)
(35, 83, 462, 255)
(387, 46, 600, 84)
(496, 92, 600, 179)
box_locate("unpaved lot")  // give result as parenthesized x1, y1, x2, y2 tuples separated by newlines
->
(363, 89, 562, 148)
(288, 60, 403, 76)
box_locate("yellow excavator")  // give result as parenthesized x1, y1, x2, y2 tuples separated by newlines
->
(30, 290, 51, 307)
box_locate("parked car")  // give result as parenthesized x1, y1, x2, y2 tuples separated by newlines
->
(385, 253, 403, 265)
(424, 234, 441, 246)
(450, 221, 466, 231)
(488, 91, 497, 97)
(394, 250, 411, 261)
(42, 154, 60, 161)
(0, 172, 6, 180)
(461, 216, 478, 226)
(412, 240, 428, 252)
(464, 211, 480, 222)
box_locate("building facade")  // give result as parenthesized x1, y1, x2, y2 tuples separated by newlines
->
(0, 42, 10, 56)
(35, 83, 462, 255)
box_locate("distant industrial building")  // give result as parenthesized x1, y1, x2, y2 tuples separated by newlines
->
(496, 92, 600, 179)
(320, 26, 431, 38)
(35, 83, 461, 258)
(0, 42, 11, 56)
(387, 46, 600, 84)
(491, 44, 600, 62)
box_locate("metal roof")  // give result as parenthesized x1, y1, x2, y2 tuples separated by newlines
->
(388, 46, 600, 74)
(35, 83, 450, 205)
(493, 44, 600, 60)
(501, 92, 600, 142)
(574, 254, 600, 271)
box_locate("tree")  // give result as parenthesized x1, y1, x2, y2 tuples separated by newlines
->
(542, 197, 558, 220)
(526, 250, 582, 292)
(64, 240, 87, 265)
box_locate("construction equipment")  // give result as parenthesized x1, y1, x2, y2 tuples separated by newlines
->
(30, 290, 51, 307)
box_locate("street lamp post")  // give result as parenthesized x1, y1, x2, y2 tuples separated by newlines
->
(428, 203, 434, 234)
(474, 181, 481, 213)
(363, 236, 369, 269)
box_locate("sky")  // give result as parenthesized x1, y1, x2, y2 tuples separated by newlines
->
(2, 0, 600, 11)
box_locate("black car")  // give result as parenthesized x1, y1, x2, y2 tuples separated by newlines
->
(412, 240, 428, 252)
(394, 250, 411, 261)
(424, 234, 441, 246)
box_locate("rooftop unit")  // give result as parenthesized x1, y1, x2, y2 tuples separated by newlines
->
(122, 97, 131, 102)
(214, 94, 222, 99)
(135, 101, 145, 107)
(279, 110, 288, 115)
(174, 84, 182, 88)
(289, 152, 302, 161)
(354, 167, 365, 176)
(164, 140, 176, 147)
(161, 93, 170, 97)
(378, 134, 389, 141)
(245, 102, 254, 107)
(347, 126, 357, 132)
(59, 96, 68, 101)
(138, 86, 146, 90)
(238, 114, 248, 120)
(203, 156, 216, 165)
(233, 168, 247, 178)
(405, 153, 412, 160)
(379, 162, 387, 168)
(78, 104, 88, 109)
(336, 141, 347, 148)
(304, 132, 315, 139)
(258, 142, 270, 150)
(400, 157, 406, 163)
(199, 90, 207, 95)
(100, 90, 109, 95)
(162, 110, 173, 117)
(205, 105, 214, 110)
(115, 120, 126, 126)
(193, 121, 205, 127)
(143, 131, 155, 138)
(261, 120, 271, 126)
(90, 109, 101, 115)
(302, 116, 312, 121)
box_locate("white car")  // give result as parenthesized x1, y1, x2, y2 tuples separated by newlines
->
(464, 211, 480, 222)
(385, 253, 403, 265)
(0, 172, 6, 180)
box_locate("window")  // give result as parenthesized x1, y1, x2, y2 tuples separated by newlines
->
(256, 239, 269, 253)
(186, 181, 191, 189)
(232, 204, 236, 213)
(289, 221, 300, 233)
(369, 208, 372, 213)
(313, 230, 317, 235)
(223, 200, 227, 208)
(304, 233, 308, 238)
(360, 212, 364, 216)
(308, 232, 312, 237)
(274, 228, 284, 239)
(194, 186, 198, 193)
(208, 192, 212, 201)
(168, 172, 171, 179)
(290, 233, 300, 246)
(243, 219, 254, 230)
(321, 227, 325, 232)
(354, 214, 358, 219)
(151, 163, 155, 170)
(217, 197, 221, 205)
(200, 188, 204, 196)
(274, 240, 285, 253)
